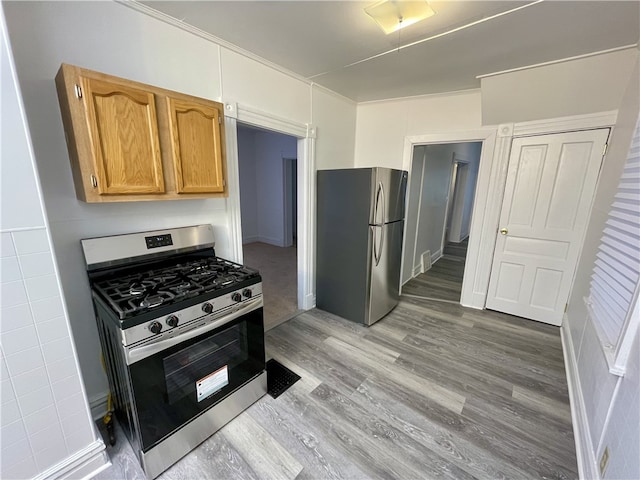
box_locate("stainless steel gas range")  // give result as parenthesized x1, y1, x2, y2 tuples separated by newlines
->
(81, 225, 266, 478)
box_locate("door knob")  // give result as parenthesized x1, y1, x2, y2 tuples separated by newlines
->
(500, 228, 508, 235)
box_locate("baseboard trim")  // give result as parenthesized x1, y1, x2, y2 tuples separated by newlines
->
(89, 392, 109, 420)
(431, 248, 442, 264)
(33, 439, 109, 480)
(301, 293, 315, 311)
(561, 320, 599, 480)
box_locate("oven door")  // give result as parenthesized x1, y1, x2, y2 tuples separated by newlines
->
(127, 305, 264, 452)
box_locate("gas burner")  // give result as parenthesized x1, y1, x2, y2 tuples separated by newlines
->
(173, 282, 192, 291)
(130, 281, 154, 296)
(93, 254, 260, 319)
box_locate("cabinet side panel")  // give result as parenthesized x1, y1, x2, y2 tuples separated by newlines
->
(55, 65, 88, 202)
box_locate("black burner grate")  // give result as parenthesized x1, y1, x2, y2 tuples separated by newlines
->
(266, 359, 301, 399)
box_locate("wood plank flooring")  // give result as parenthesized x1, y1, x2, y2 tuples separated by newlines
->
(402, 239, 468, 302)
(402, 255, 466, 302)
(95, 297, 577, 480)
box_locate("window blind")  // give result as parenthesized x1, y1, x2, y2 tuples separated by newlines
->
(588, 117, 640, 365)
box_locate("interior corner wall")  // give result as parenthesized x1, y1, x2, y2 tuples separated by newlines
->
(480, 48, 637, 125)
(564, 49, 639, 479)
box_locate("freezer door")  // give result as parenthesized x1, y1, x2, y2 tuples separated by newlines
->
(367, 220, 404, 325)
(370, 168, 408, 225)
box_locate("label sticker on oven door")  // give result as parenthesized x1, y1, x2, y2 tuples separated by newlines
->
(196, 366, 229, 402)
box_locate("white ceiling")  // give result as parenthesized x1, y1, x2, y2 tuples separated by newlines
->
(141, 0, 639, 102)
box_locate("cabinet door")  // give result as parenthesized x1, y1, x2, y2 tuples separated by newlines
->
(167, 97, 225, 194)
(81, 77, 165, 194)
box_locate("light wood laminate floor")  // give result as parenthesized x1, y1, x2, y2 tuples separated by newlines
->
(403, 239, 469, 303)
(95, 297, 576, 480)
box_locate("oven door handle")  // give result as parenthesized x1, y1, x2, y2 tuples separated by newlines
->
(125, 297, 263, 365)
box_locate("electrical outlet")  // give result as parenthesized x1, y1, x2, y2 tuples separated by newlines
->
(599, 446, 610, 476)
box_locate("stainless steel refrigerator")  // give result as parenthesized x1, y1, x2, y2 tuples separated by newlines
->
(316, 167, 408, 325)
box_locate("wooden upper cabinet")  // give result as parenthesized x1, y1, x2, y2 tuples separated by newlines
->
(55, 64, 227, 203)
(81, 77, 165, 195)
(167, 97, 225, 194)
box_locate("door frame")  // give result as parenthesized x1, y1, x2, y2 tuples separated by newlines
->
(223, 101, 316, 311)
(400, 128, 497, 307)
(471, 112, 618, 310)
(399, 111, 618, 310)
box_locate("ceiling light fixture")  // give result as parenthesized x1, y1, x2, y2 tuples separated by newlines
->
(365, 0, 436, 35)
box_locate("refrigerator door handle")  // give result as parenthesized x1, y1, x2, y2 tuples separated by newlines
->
(372, 225, 380, 265)
(380, 182, 386, 225)
(374, 182, 383, 225)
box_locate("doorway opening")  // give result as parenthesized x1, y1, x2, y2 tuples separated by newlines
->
(236, 123, 300, 330)
(401, 142, 482, 303)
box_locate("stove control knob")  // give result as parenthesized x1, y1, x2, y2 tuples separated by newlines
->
(166, 315, 179, 328)
(242, 289, 252, 298)
(231, 292, 242, 303)
(149, 321, 162, 334)
(202, 302, 214, 314)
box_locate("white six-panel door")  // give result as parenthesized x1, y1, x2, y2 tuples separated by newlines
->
(486, 129, 609, 325)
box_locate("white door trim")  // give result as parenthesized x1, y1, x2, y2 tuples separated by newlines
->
(223, 100, 316, 311)
(470, 110, 618, 310)
(400, 128, 497, 308)
(399, 110, 618, 310)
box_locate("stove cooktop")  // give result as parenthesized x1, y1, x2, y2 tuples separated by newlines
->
(93, 256, 260, 320)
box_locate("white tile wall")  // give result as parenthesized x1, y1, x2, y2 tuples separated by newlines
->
(0, 303, 34, 333)
(1, 233, 16, 257)
(0, 229, 96, 477)
(18, 251, 54, 278)
(5, 346, 45, 377)
(11, 229, 49, 255)
(29, 295, 64, 323)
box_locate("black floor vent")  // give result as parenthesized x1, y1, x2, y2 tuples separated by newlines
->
(266, 359, 301, 398)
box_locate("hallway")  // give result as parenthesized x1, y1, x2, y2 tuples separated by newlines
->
(402, 239, 468, 303)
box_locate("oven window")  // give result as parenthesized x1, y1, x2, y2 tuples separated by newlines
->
(163, 324, 247, 404)
(129, 308, 264, 451)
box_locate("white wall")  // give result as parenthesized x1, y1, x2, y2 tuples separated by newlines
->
(255, 131, 297, 247)
(312, 85, 357, 170)
(564, 51, 639, 479)
(481, 48, 637, 125)
(402, 147, 425, 283)
(2, 0, 356, 412)
(415, 146, 454, 264)
(354, 90, 483, 169)
(238, 126, 297, 246)
(238, 126, 259, 242)
(0, 13, 106, 478)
